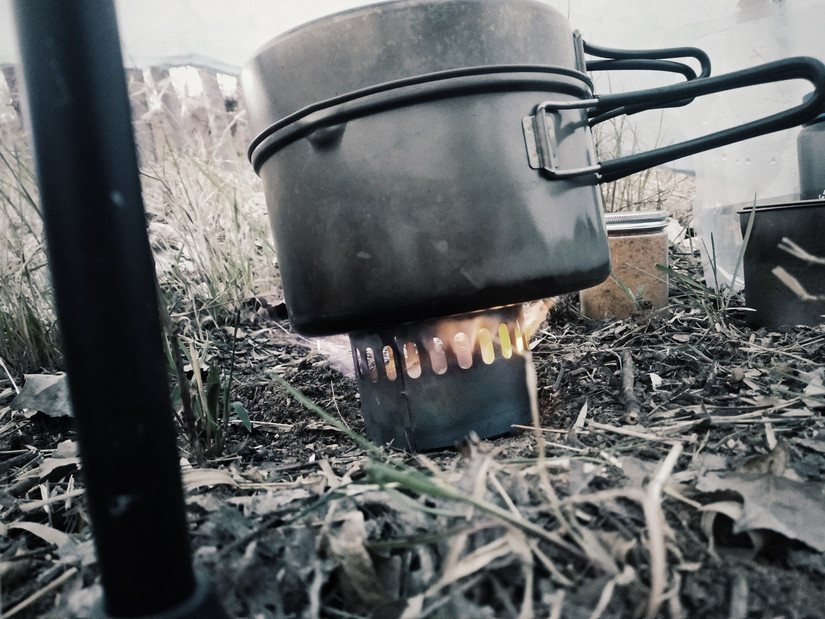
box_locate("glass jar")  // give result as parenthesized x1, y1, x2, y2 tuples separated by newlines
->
(580, 211, 669, 319)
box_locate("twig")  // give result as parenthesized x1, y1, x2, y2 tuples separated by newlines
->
(21, 488, 85, 512)
(0, 356, 20, 394)
(588, 420, 672, 442)
(2, 566, 78, 618)
(778, 236, 825, 265)
(772, 266, 825, 302)
(621, 350, 641, 424)
(589, 566, 636, 619)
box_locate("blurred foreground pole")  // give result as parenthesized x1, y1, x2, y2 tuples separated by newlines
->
(13, 1, 224, 616)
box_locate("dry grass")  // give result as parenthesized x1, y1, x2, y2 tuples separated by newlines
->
(0, 65, 279, 369)
(2, 65, 824, 619)
(0, 142, 61, 372)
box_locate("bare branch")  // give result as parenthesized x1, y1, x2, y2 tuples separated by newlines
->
(777, 237, 825, 266)
(771, 266, 825, 302)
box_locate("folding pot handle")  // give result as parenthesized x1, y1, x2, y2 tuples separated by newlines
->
(581, 38, 712, 123)
(581, 40, 711, 80)
(525, 57, 825, 184)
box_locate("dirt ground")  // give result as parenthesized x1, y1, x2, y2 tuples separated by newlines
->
(1, 247, 825, 618)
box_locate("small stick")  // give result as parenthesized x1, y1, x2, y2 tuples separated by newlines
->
(0, 356, 20, 394)
(772, 266, 825, 302)
(21, 488, 85, 512)
(3, 566, 78, 618)
(621, 350, 642, 424)
(588, 420, 668, 442)
(777, 236, 825, 266)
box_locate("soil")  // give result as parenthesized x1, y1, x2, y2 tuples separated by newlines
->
(1, 248, 824, 618)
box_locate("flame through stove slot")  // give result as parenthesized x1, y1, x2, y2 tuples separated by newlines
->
(348, 304, 537, 451)
(350, 308, 529, 383)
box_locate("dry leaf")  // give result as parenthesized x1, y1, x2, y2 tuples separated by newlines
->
(699, 501, 768, 555)
(697, 472, 825, 552)
(738, 440, 788, 476)
(37, 456, 81, 481)
(325, 510, 386, 608)
(801, 368, 825, 407)
(182, 467, 238, 490)
(8, 521, 71, 547)
(794, 438, 825, 454)
(11, 373, 73, 418)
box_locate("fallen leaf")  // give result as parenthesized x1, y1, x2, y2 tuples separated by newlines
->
(801, 368, 825, 408)
(37, 456, 81, 481)
(53, 440, 78, 458)
(8, 521, 71, 547)
(573, 399, 589, 429)
(11, 373, 73, 418)
(737, 440, 788, 476)
(182, 468, 238, 490)
(699, 501, 768, 555)
(801, 368, 825, 397)
(794, 438, 825, 454)
(324, 510, 386, 608)
(697, 472, 825, 552)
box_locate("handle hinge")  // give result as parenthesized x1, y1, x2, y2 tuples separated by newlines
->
(522, 101, 601, 179)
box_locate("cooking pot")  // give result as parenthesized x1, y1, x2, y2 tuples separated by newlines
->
(242, 0, 825, 336)
(739, 200, 825, 329)
(798, 110, 825, 200)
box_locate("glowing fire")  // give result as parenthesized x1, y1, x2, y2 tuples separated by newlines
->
(351, 299, 554, 383)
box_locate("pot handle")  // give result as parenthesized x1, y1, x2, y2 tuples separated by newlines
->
(524, 57, 825, 184)
(581, 38, 712, 124)
(582, 40, 711, 80)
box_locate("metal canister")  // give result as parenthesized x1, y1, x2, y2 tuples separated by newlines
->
(798, 112, 825, 200)
(580, 211, 669, 319)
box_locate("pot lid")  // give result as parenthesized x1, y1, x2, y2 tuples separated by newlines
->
(241, 0, 578, 140)
(736, 198, 825, 214)
(605, 210, 668, 232)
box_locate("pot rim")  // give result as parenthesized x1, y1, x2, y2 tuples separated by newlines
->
(248, 64, 594, 171)
(736, 197, 825, 215)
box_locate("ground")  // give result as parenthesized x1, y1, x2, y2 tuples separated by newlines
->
(1, 249, 824, 618)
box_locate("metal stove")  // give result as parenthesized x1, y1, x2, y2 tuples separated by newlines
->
(349, 305, 536, 450)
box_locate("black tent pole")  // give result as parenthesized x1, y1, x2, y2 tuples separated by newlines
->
(12, 1, 224, 616)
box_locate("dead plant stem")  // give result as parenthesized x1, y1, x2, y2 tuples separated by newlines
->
(0, 356, 19, 393)
(621, 350, 641, 424)
(3, 567, 78, 618)
(643, 441, 683, 619)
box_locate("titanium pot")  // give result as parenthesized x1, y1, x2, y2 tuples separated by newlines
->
(242, 0, 825, 336)
(798, 111, 825, 200)
(739, 200, 825, 329)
